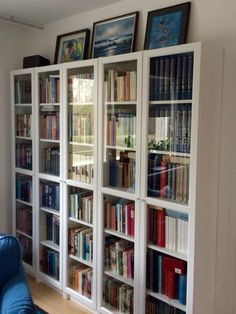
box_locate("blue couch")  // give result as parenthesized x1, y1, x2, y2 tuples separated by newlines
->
(0, 234, 36, 314)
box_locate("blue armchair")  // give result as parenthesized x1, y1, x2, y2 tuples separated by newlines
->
(0, 234, 36, 314)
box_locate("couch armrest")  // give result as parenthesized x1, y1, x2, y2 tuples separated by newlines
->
(0, 267, 35, 314)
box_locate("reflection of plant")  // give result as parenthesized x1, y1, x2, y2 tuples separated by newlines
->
(125, 135, 135, 148)
(148, 139, 170, 151)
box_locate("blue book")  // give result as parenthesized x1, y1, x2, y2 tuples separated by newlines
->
(178, 274, 187, 305)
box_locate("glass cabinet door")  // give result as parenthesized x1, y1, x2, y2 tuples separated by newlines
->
(67, 66, 94, 184)
(38, 70, 60, 176)
(147, 53, 193, 204)
(102, 60, 137, 194)
(13, 72, 34, 267)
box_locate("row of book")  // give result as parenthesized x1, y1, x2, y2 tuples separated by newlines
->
(146, 250, 187, 305)
(16, 206, 32, 236)
(41, 181, 60, 211)
(103, 278, 133, 314)
(40, 246, 59, 280)
(148, 208, 188, 255)
(45, 214, 60, 245)
(16, 143, 32, 170)
(69, 262, 92, 298)
(68, 74, 94, 103)
(40, 111, 60, 140)
(16, 113, 31, 138)
(108, 151, 135, 190)
(39, 76, 60, 103)
(105, 237, 134, 279)
(69, 227, 93, 263)
(68, 112, 93, 143)
(148, 154, 189, 204)
(107, 113, 136, 148)
(17, 234, 32, 265)
(69, 152, 94, 183)
(16, 175, 32, 203)
(146, 296, 185, 314)
(15, 79, 31, 104)
(148, 104, 191, 153)
(42, 146, 60, 176)
(69, 191, 93, 224)
(150, 53, 193, 101)
(104, 201, 135, 237)
(104, 69, 137, 102)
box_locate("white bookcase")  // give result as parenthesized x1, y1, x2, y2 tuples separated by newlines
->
(11, 42, 223, 314)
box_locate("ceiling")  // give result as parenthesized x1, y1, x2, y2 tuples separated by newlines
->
(0, 0, 123, 28)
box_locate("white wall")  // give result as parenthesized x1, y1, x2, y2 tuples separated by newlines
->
(3, 0, 236, 313)
(0, 22, 29, 233)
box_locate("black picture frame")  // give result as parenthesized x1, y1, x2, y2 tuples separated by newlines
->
(91, 11, 139, 58)
(144, 3, 191, 50)
(54, 29, 90, 64)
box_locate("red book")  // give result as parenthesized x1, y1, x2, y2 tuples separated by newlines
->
(160, 160, 167, 197)
(162, 255, 186, 296)
(166, 270, 175, 298)
(157, 208, 165, 247)
(111, 205, 116, 230)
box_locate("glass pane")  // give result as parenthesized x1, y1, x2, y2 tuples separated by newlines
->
(67, 66, 94, 182)
(103, 61, 137, 193)
(40, 245, 59, 280)
(17, 233, 32, 265)
(14, 74, 31, 104)
(147, 53, 193, 204)
(146, 295, 186, 313)
(40, 180, 60, 212)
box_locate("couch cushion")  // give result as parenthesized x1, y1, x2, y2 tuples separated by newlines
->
(0, 269, 35, 314)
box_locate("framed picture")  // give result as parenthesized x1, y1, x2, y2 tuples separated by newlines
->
(91, 12, 138, 58)
(144, 3, 191, 50)
(54, 29, 90, 64)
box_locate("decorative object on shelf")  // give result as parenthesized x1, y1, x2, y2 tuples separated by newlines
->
(144, 2, 191, 50)
(54, 29, 90, 64)
(91, 12, 138, 58)
(23, 55, 50, 69)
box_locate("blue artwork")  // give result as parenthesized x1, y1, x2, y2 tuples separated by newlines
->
(149, 11, 183, 49)
(93, 15, 136, 58)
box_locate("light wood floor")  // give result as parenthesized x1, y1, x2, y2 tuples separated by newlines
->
(28, 275, 92, 314)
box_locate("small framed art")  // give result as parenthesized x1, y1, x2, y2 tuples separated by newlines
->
(144, 3, 191, 50)
(54, 29, 90, 64)
(91, 12, 138, 58)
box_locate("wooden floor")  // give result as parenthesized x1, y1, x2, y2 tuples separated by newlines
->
(28, 275, 92, 314)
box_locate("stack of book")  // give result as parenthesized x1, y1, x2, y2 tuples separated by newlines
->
(105, 237, 134, 279)
(16, 175, 32, 203)
(40, 110, 60, 140)
(16, 207, 32, 235)
(108, 151, 135, 190)
(16, 143, 32, 169)
(146, 250, 187, 305)
(68, 112, 93, 143)
(146, 295, 185, 313)
(40, 75, 60, 103)
(107, 112, 136, 147)
(148, 154, 189, 203)
(104, 200, 135, 237)
(103, 277, 133, 313)
(150, 52, 193, 101)
(69, 227, 93, 263)
(69, 263, 92, 298)
(16, 113, 31, 137)
(41, 182, 60, 211)
(105, 69, 137, 102)
(40, 246, 59, 279)
(15, 79, 31, 103)
(68, 73, 94, 103)
(69, 152, 93, 183)
(45, 214, 60, 245)
(69, 190, 93, 224)
(42, 147, 60, 175)
(148, 207, 188, 255)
